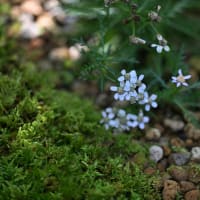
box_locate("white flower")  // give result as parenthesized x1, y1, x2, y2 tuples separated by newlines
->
(110, 82, 126, 101)
(151, 34, 170, 53)
(127, 110, 149, 130)
(143, 93, 158, 111)
(118, 69, 137, 84)
(151, 44, 170, 53)
(138, 92, 158, 111)
(100, 107, 115, 130)
(100, 108, 129, 132)
(171, 69, 192, 87)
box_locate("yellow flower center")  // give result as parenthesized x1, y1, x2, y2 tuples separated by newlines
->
(177, 75, 185, 83)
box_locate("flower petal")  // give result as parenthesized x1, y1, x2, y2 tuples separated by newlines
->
(184, 75, 192, 80)
(121, 69, 126, 75)
(110, 86, 118, 91)
(106, 107, 112, 112)
(178, 69, 182, 76)
(108, 113, 115, 119)
(102, 111, 107, 118)
(139, 122, 145, 129)
(143, 116, 149, 123)
(145, 104, 150, 111)
(114, 93, 119, 100)
(182, 82, 188, 86)
(151, 94, 157, 100)
(118, 76, 124, 82)
(152, 102, 158, 108)
(156, 45, 163, 53)
(151, 44, 157, 48)
(138, 74, 144, 81)
(164, 45, 170, 52)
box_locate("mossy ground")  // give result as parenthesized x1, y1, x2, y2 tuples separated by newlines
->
(0, 60, 161, 199)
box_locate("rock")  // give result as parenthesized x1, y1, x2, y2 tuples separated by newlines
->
(29, 38, 44, 49)
(159, 136, 169, 146)
(157, 158, 168, 172)
(185, 139, 194, 148)
(169, 167, 188, 181)
(149, 145, 164, 163)
(168, 152, 190, 166)
(68, 44, 88, 61)
(145, 128, 161, 141)
(184, 190, 200, 200)
(20, 20, 41, 39)
(37, 13, 55, 31)
(170, 137, 185, 147)
(188, 167, 200, 184)
(161, 172, 172, 184)
(21, 0, 43, 16)
(162, 145, 171, 156)
(191, 147, 200, 161)
(162, 180, 180, 200)
(49, 47, 70, 61)
(164, 118, 184, 132)
(180, 181, 196, 193)
(185, 123, 200, 140)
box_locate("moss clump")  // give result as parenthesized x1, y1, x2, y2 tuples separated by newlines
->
(0, 40, 161, 200)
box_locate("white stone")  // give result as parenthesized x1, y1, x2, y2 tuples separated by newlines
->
(191, 147, 200, 160)
(149, 145, 163, 163)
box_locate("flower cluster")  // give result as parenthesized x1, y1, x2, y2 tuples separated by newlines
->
(110, 69, 158, 111)
(100, 68, 191, 133)
(100, 69, 158, 132)
(100, 108, 149, 131)
(99, 3, 193, 133)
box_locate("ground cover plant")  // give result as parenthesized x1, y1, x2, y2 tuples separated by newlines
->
(0, 0, 200, 200)
(0, 17, 161, 200)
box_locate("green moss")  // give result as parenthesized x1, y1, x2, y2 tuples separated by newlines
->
(0, 37, 161, 200)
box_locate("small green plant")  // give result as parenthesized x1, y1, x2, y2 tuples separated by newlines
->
(0, 19, 161, 199)
(64, 0, 200, 131)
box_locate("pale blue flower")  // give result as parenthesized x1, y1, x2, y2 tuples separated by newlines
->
(171, 69, 191, 87)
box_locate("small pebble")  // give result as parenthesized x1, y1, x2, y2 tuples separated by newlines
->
(184, 190, 200, 200)
(169, 166, 188, 181)
(188, 167, 200, 184)
(168, 152, 190, 166)
(180, 181, 196, 193)
(162, 145, 171, 156)
(170, 137, 185, 147)
(149, 145, 163, 163)
(191, 147, 200, 161)
(185, 139, 194, 148)
(164, 118, 184, 132)
(162, 180, 180, 200)
(145, 128, 161, 141)
(185, 123, 200, 140)
(157, 158, 168, 172)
